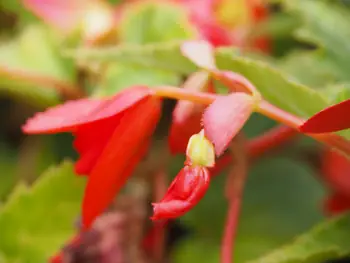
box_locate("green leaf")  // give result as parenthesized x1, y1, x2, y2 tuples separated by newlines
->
(118, 1, 196, 44)
(285, 0, 350, 82)
(0, 25, 77, 108)
(277, 50, 341, 89)
(249, 214, 350, 263)
(0, 161, 85, 263)
(96, 62, 181, 96)
(71, 42, 330, 118)
(0, 143, 17, 201)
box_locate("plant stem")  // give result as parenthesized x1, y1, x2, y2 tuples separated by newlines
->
(221, 134, 248, 263)
(257, 101, 350, 157)
(210, 125, 298, 176)
(0, 66, 84, 100)
(155, 86, 350, 157)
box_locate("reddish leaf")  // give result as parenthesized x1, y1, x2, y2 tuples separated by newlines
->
(203, 92, 254, 156)
(300, 99, 350, 133)
(82, 96, 161, 229)
(151, 166, 210, 220)
(22, 86, 152, 134)
(181, 40, 216, 70)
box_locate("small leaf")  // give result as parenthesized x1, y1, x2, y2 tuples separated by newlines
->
(249, 213, 350, 263)
(203, 93, 255, 156)
(0, 161, 85, 263)
(300, 100, 350, 133)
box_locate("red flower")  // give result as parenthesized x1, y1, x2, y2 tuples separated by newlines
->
(322, 149, 350, 215)
(23, 86, 161, 229)
(151, 165, 210, 220)
(177, 0, 270, 50)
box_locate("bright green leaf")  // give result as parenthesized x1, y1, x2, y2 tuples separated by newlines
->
(249, 213, 350, 263)
(0, 160, 85, 263)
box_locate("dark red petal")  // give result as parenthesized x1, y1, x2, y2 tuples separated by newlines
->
(151, 166, 210, 220)
(300, 99, 350, 133)
(324, 193, 350, 216)
(322, 150, 350, 198)
(82, 96, 161, 229)
(22, 86, 152, 134)
(203, 93, 254, 156)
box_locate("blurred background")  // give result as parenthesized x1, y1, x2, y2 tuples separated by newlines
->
(1, 0, 350, 263)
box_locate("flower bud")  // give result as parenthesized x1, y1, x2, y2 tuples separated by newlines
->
(186, 130, 215, 167)
(151, 166, 210, 220)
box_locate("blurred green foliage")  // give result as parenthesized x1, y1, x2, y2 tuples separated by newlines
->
(1, 0, 350, 262)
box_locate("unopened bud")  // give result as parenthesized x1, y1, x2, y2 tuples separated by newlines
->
(186, 130, 215, 167)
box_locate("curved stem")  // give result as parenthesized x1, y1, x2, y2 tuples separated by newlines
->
(0, 66, 84, 100)
(155, 86, 350, 158)
(221, 134, 248, 263)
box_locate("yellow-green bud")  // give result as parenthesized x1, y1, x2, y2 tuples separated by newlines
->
(186, 130, 215, 167)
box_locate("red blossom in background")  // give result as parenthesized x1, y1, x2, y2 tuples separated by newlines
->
(300, 99, 350, 133)
(322, 149, 350, 215)
(23, 0, 117, 44)
(23, 86, 161, 229)
(176, 0, 270, 50)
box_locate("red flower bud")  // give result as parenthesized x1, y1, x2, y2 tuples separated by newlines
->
(151, 166, 210, 220)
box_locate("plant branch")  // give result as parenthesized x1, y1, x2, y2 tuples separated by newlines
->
(0, 66, 84, 100)
(155, 86, 350, 157)
(221, 134, 248, 263)
(210, 125, 298, 176)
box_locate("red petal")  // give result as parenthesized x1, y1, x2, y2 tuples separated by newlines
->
(151, 166, 210, 220)
(22, 86, 152, 134)
(73, 113, 124, 176)
(300, 99, 350, 133)
(322, 150, 350, 198)
(82, 96, 161, 229)
(203, 93, 254, 156)
(181, 40, 216, 70)
(324, 192, 350, 216)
